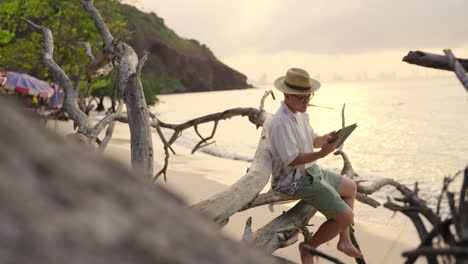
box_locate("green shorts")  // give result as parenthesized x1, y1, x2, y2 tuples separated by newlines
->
(293, 164, 347, 219)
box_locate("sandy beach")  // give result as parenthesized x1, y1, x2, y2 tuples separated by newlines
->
(49, 117, 424, 264)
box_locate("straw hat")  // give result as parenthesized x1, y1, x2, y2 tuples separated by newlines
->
(274, 68, 321, 94)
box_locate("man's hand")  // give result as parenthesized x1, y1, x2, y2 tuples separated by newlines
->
(313, 131, 337, 148)
(319, 135, 339, 158)
(325, 131, 337, 143)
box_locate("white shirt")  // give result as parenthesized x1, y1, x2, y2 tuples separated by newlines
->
(269, 101, 319, 193)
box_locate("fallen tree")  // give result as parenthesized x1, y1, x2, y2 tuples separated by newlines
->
(16, 1, 434, 263)
(0, 97, 289, 264)
(395, 49, 468, 263)
(384, 169, 468, 264)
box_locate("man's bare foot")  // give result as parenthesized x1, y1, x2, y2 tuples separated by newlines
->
(299, 242, 316, 264)
(337, 240, 362, 258)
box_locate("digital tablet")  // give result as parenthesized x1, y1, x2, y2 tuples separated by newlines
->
(328, 123, 358, 149)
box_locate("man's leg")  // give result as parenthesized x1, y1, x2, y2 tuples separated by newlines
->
(306, 206, 354, 247)
(335, 177, 361, 257)
(294, 173, 356, 263)
(299, 208, 354, 264)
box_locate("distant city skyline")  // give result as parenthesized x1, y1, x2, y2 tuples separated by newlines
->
(125, 0, 468, 84)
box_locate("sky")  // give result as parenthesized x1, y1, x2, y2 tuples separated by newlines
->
(127, 0, 468, 84)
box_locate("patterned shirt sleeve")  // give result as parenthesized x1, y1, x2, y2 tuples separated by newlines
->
(270, 119, 299, 166)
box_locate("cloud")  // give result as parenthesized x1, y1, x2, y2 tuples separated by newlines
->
(139, 0, 468, 57)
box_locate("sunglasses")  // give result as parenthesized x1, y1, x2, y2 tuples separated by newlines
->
(290, 93, 314, 102)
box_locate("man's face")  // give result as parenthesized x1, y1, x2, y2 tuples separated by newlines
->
(285, 93, 314, 113)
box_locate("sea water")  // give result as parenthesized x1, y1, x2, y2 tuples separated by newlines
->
(153, 76, 468, 216)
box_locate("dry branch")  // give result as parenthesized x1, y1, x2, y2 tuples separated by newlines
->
(148, 92, 273, 180)
(247, 201, 318, 253)
(108, 107, 266, 180)
(300, 244, 346, 264)
(158, 107, 265, 130)
(403, 50, 468, 72)
(82, 1, 153, 178)
(98, 100, 124, 152)
(78, 41, 96, 61)
(384, 168, 468, 264)
(21, 18, 89, 132)
(444, 49, 468, 92)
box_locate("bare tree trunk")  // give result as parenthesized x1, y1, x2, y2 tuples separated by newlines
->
(125, 72, 153, 177)
(81, 0, 153, 178)
(23, 1, 154, 178)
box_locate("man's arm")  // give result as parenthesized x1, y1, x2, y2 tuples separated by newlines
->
(289, 138, 338, 166)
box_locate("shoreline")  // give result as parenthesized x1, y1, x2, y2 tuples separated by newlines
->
(48, 118, 423, 263)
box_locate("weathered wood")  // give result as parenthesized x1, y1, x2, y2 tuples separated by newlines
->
(403, 50, 468, 72)
(402, 247, 468, 259)
(23, 2, 154, 178)
(248, 201, 317, 253)
(444, 49, 468, 93)
(0, 97, 284, 264)
(21, 18, 90, 132)
(158, 107, 265, 130)
(125, 72, 153, 178)
(82, 1, 153, 178)
(300, 244, 345, 264)
(357, 178, 401, 195)
(112, 107, 266, 179)
(98, 100, 124, 152)
(382, 174, 468, 264)
(193, 111, 272, 224)
(460, 167, 468, 242)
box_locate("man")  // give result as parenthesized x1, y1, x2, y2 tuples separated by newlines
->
(269, 68, 362, 264)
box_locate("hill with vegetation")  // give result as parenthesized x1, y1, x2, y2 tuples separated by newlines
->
(0, 0, 250, 105)
(119, 3, 251, 94)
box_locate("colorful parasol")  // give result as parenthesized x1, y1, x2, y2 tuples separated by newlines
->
(0, 71, 57, 99)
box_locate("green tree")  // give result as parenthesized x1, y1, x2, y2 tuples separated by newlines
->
(0, 0, 158, 106)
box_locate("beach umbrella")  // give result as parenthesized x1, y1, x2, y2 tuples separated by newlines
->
(49, 83, 64, 109)
(0, 71, 56, 99)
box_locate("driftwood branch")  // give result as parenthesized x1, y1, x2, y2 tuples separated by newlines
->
(300, 244, 346, 264)
(81, 1, 153, 178)
(192, 121, 218, 154)
(150, 113, 175, 181)
(403, 50, 468, 72)
(108, 107, 264, 180)
(259, 90, 276, 112)
(444, 49, 468, 92)
(115, 107, 262, 180)
(136, 51, 149, 75)
(436, 171, 461, 215)
(78, 41, 95, 61)
(248, 201, 318, 253)
(98, 100, 124, 152)
(80, 0, 113, 47)
(192, 111, 271, 224)
(402, 247, 468, 259)
(384, 169, 468, 264)
(21, 18, 90, 133)
(158, 107, 265, 130)
(80, 1, 117, 78)
(458, 167, 468, 242)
